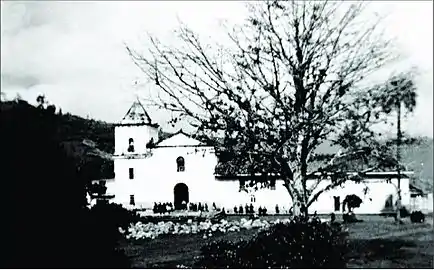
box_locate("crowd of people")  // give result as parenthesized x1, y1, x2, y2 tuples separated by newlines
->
(188, 202, 207, 212)
(231, 204, 270, 216)
(230, 204, 289, 216)
(153, 201, 222, 214)
(153, 202, 174, 214)
(153, 201, 292, 216)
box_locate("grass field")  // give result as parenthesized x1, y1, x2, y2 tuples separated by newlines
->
(120, 215, 434, 269)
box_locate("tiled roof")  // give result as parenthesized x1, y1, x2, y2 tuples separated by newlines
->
(119, 99, 154, 125)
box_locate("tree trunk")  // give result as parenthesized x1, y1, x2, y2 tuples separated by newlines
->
(287, 172, 309, 218)
(292, 196, 302, 216)
(396, 102, 402, 223)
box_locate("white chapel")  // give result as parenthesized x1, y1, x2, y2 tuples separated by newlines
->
(103, 100, 415, 215)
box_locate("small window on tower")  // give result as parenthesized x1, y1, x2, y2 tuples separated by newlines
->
(128, 138, 135, 152)
(333, 196, 340, 211)
(270, 179, 276, 190)
(129, 168, 134, 179)
(176, 156, 185, 172)
(239, 179, 245, 191)
(129, 195, 135, 206)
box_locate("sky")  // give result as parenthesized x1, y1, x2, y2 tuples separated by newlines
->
(1, 1, 433, 137)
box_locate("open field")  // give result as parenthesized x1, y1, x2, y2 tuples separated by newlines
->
(120, 215, 434, 268)
(345, 216, 433, 268)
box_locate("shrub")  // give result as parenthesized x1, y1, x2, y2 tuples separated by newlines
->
(196, 218, 349, 268)
(400, 207, 410, 218)
(410, 211, 425, 223)
(1, 101, 129, 268)
(90, 201, 140, 229)
(80, 202, 139, 268)
(343, 194, 363, 213)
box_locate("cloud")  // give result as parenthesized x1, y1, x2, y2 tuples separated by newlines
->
(1, 1, 142, 119)
(1, 73, 40, 89)
(1, 1, 432, 137)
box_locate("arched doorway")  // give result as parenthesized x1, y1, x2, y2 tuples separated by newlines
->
(174, 183, 189, 210)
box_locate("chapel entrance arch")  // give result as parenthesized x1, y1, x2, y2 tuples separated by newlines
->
(174, 183, 189, 210)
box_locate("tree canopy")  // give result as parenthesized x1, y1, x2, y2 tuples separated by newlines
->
(126, 1, 416, 215)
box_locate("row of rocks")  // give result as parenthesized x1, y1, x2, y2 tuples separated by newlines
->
(121, 218, 308, 240)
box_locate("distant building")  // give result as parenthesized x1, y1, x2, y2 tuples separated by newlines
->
(102, 100, 416, 214)
(409, 184, 434, 213)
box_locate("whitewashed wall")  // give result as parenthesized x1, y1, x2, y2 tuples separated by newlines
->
(109, 125, 413, 214)
(410, 193, 434, 213)
(109, 144, 218, 208)
(114, 125, 159, 155)
(209, 177, 411, 214)
(109, 157, 411, 214)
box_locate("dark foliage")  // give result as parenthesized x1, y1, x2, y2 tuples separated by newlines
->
(80, 202, 139, 268)
(2, 100, 115, 180)
(90, 181, 108, 197)
(61, 139, 115, 180)
(410, 211, 425, 223)
(196, 218, 348, 268)
(90, 201, 140, 230)
(400, 207, 410, 218)
(56, 112, 114, 154)
(0, 100, 129, 268)
(343, 194, 363, 213)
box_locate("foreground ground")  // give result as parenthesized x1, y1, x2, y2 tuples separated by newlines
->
(120, 215, 434, 268)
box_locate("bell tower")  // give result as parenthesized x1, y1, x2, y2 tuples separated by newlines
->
(114, 98, 159, 156)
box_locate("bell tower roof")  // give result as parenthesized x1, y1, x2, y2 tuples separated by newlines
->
(117, 98, 158, 127)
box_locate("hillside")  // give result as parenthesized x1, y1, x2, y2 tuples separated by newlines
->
(1, 99, 115, 180)
(315, 138, 433, 192)
(2, 98, 432, 189)
(400, 137, 433, 191)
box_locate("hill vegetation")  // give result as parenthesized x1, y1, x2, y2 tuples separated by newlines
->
(1, 99, 115, 180)
(2, 98, 431, 191)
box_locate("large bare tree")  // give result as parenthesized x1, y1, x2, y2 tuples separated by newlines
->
(126, 1, 407, 216)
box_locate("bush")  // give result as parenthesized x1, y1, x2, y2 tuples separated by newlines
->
(343, 194, 363, 212)
(90, 201, 140, 230)
(1, 100, 129, 268)
(196, 218, 349, 268)
(400, 207, 410, 218)
(410, 211, 425, 223)
(80, 202, 139, 268)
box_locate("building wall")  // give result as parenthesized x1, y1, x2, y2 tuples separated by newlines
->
(109, 145, 412, 214)
(109, 145, 218, 208)
(109, 123, 412, 214)
(410, 193, 434, 213)
(206, 177, 410, 215)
